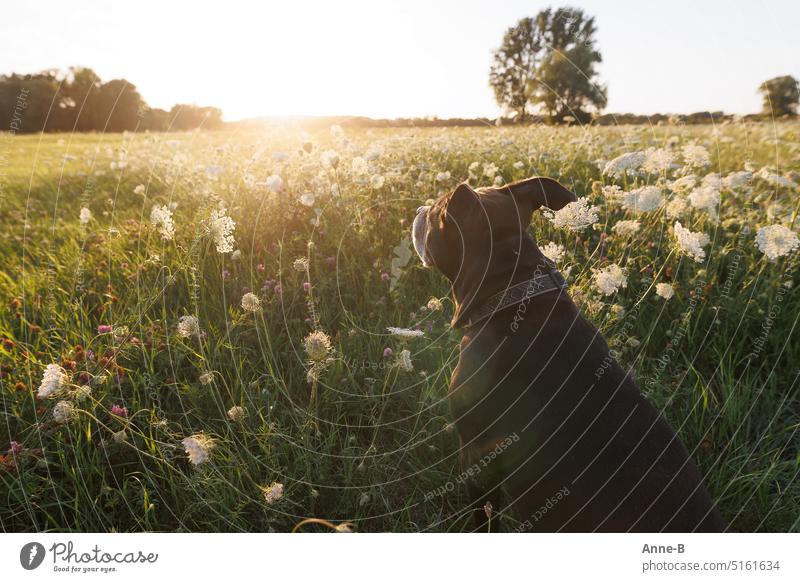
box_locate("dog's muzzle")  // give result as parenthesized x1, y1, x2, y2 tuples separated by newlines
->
(412, 205, 432, 267)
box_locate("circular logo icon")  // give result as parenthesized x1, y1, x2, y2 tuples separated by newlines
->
(20, 542, 46, 570)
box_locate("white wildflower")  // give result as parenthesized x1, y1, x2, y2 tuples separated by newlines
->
(601, 184, 623, 201)
(79, 207, 92, 225)
(724, 170, 752, 191)
(209, 208, 236, 253)
(543, 197, 599, 231)
(602, 151, 646, 178)
(53, 400, 75, 424)
(150, 204, 175, 240)
(38, 364, 67, 399)
(688, 173, 722, 218)
(386, 327, 425, 338)
(299, 192, 316, 206)
(667, 174, 697, 194)
(364, 145, 382, 161)
(756, 168, 797, 190)
(426, 298, 443, 311)
(321, 150, 340, 169)
(351, 157, 369, 175)
(370, 174, 385, 189)
(619, 185, 662, 213)
(682, 143, 710, 167)
(483, 163, 499, 179)
(304, 330, 332, 361)
(241, 292, 261, 312)
(655, 283, 675, 299)
(397, 349, 413, 372)
(436, 171, 451, 182)
(293, 257, 309, 271)
(540, 242, 565, 263)
(134, 184, 146, 196)
(755, 225, 799, 260)
(673, 221, 710, 263)
(642, 147, 675, 174)
(266, 174, 283, 192)
(612, 220, 641, 236)
(666, 196, 688, 218)
(182, 434, 214, 465)
(593, 264, 627, 296)
(227, 405, 247, 421)
(262, 482, 284, 504)
(177, 315, 201, 338)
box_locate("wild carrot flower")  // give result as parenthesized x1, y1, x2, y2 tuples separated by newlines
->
(293, 257, 309, 271)
(673, 221, 710, 262)
(351, 157, 369, 175)
(544, 198, 599, 231)
(426, 297, 443, 311)
(53, 400, 75, 424)
(619, 186, 662, 213)
(150, 204, 175, 240)
(593, 264, 627, 296)
(38, 364, 67, 399)
(666, 196, 688, 218)
(602, 151, 646, 178)
(79, 207, 92, 225)
(688, 174, 722, 218)
(321, 150, 339, 168)
(540, 242, 565, 263)
(387, 327, 424, 338)
(612, 220, 641, 236)
(656, 283, 675, 299)
(208, 208, 236, 253)
(266, 174, 283, 192)
(304, 330, 332, 362)
(397, 349, 413, 372)
(241, 292, 261, 312)
(261, 481, 284, 504)
(181, 434, 214, 465)
(755, 225, 799, 260)
(682, 143, 710, 167)
(227, 405, 246, 421)
(642, 147, 675, 173)
(177, 315, 201, 338)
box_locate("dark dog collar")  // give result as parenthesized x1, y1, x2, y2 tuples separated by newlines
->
(462, 269, 568, 328)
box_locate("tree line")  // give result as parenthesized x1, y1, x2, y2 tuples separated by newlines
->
(0, 67, 223, 133)
(489, 7, 799, 124)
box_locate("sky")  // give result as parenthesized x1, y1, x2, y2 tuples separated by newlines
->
(2, 0, 798, 121)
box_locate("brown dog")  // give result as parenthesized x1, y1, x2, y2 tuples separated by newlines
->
(412, 177, 725, 532)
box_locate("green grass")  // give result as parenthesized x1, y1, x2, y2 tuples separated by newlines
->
(1, 122, 798, 532)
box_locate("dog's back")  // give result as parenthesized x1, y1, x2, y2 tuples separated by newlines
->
(450, 291, 726, 532)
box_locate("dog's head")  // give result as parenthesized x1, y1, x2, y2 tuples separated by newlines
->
(412, 176, 576, 326)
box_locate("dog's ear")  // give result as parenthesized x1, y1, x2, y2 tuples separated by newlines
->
(503, 177, 577, 211)
(442, 182, 479, 224)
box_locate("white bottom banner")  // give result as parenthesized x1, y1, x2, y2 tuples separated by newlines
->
(1, 533, 796, 581)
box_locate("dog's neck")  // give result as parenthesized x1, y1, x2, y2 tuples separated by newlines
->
(450, 258, 555, 329)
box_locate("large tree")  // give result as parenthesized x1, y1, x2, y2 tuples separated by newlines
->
(758, 75, 799, 118)
(489, 7, 607, 123)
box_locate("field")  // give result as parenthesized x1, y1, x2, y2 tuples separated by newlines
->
(1, 121, 798, 532)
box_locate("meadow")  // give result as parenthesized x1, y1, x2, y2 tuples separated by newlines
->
(0, 120, 798, 532)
